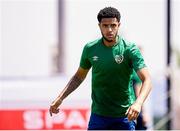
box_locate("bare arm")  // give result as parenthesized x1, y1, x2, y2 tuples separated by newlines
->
(126, 67, 152, 121)
(49, 67, 89, 116)
(136, 67, 152, 105)
(134, 82, 142, 97)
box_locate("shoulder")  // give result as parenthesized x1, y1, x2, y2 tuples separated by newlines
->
(84, 38, 101, 49)
(120, 37, 136, 49)
(119, 37, 138, 55)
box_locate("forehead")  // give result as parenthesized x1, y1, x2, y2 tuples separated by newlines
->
(100, 18, 119, 24)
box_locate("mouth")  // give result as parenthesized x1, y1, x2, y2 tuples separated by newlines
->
(107, 34, 114, 38)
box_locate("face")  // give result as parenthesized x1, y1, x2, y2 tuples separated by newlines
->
(99, 18, 120, 43)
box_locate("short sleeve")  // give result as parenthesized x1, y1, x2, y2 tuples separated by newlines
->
(129, 44, 146, 71)
(80, 45, 92, 69)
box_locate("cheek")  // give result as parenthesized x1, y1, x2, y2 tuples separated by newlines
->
(114, 28, 119, 33)
(100, 29, 106, 34)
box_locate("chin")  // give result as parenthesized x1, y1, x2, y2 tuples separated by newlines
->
(103, 36, 115, 42)
(108, 38, 115, 41)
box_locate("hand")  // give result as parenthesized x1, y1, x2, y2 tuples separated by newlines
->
(125, 102, 142, 121)
(49, 98, 62, 116)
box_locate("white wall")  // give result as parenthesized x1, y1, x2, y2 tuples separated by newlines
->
(0, 0, 92, 108)
(0, 0, 58, 77)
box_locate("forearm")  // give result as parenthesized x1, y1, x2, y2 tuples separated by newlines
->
(135, 78, 152, 105)
(134, 83, 142, 97)
(56, 74, 84, 101)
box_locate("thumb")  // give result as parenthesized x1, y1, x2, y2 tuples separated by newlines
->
(125, 107, 130, 115)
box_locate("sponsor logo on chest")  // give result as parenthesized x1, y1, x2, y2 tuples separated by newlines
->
(92, 56, 98, 61)
(92, 55, 124, 64)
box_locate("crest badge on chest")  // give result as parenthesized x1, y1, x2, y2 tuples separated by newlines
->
(114, 55, 124, 64)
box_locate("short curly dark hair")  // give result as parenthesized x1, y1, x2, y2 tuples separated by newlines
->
(97, 7, 121, 22)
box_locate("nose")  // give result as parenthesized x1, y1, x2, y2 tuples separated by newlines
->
(107, 26, 113, 32)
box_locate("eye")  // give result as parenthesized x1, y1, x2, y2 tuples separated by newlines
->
(102, 24, 108, 28)
(111, 24, 117, 28)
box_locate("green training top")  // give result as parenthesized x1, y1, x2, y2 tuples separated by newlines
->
(80, 36, 146, 117)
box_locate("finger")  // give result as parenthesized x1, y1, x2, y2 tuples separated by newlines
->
(134, 112, 139, 120)
(130, 111, 137, 121)
(128, 113, 132, 121)
(49, 108, 52, 116)
(54, 108, 60, 114)
(127, 109, 133, 121)
(125, 107, 130, 115)
(131, 110, 140, 121)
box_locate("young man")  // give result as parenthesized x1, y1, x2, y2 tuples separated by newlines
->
(49, 7, 152, 130)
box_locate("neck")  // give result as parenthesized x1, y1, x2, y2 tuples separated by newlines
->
(103, 36, 118, 47)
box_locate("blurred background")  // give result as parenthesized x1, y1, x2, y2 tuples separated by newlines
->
(0, 0, 180, 130)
